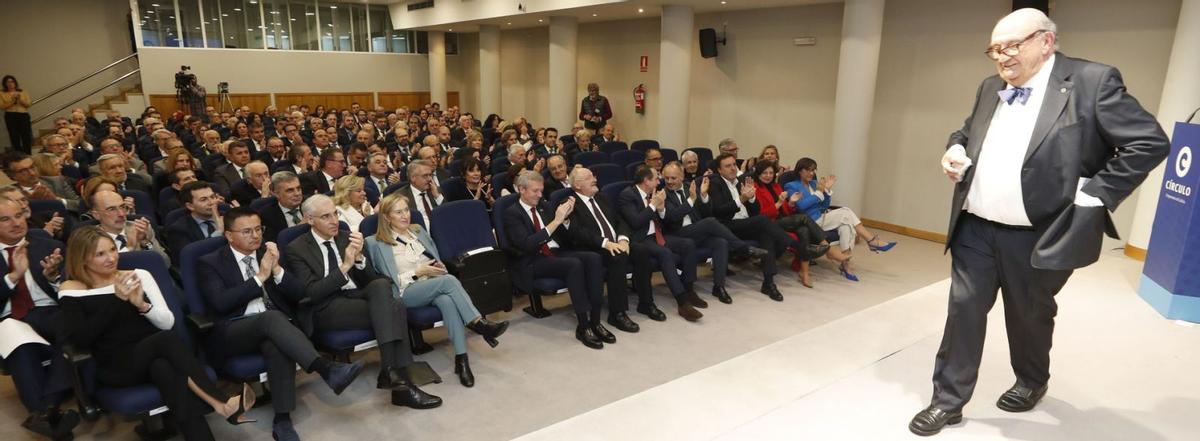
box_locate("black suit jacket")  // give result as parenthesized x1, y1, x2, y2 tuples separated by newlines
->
(282, 230, 387, 335)
(661, 186, 709, 233)
(947, 53, 1169, 269)
(212, 163, 243, 198)
(618, 186, 665, 243)
(543, 176, 568, 198)
(230, 179, 262, 208)
(502, 200, 569, 293)
(300, 171, 333, 197)
(564, 192, 630, 250)
(257, 203, 293, 244)
(707, 175, 760, 224)
(197, 246, 305, 360)
(165, 214, 214, 265)
(120, 173, 154, 195)
(0, 235, 66, 310)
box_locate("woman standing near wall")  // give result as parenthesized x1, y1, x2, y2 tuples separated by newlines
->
(1, 75, 34, 153)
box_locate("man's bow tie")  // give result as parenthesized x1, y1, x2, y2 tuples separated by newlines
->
(998, 87, 1033, 105)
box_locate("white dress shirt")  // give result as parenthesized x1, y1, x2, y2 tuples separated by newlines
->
(412, 187, 444, 223)
(963, 55, 1056, 226)
(518, 199, 560, 249)
(311, 230, 364, 290)
(0, 240, 57, 318)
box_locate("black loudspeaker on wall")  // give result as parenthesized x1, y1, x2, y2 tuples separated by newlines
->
(1012, 0, 1049, 13)
(699, 28, 725, 59)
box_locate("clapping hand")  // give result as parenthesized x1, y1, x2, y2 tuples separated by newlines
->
(739, 177, 756, 201)
(258, 243, 279, 281)
(7, 244, 28, 282)
(651, 189, 666, 210)
(788, 191, 803, 204)
(341, 232, 364, 273)
(129, 217, 152, 249)
(43, 212, 64, 237)
(554, 196, 575, 223)
(41, 248, 64, 281)
(114, 272, 147, 311)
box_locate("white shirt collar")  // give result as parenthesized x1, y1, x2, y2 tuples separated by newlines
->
(311, 229, 336, 245)
(230, 246, 256, 264)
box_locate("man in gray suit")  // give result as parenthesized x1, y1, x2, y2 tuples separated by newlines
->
(1, 151, 82, 212)
(88, 190, 170, 265)
(909, 9, 1170, 436)
(396, 159, 443, 230)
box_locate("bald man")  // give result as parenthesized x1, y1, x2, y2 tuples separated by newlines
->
(910, 8, 1169, 436)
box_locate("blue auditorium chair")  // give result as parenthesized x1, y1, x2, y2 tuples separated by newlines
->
(493, 194, 567, 318)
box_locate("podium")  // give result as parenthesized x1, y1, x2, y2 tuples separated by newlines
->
(1140, 122, 1200, 323)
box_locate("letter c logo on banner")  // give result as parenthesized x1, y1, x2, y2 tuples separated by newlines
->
(1177, 146, 1192, 178)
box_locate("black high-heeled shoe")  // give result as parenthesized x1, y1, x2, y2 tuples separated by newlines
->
(467, 318, 509, 348)
(454, 354, 475, 387)
(225, 384, 257, 426)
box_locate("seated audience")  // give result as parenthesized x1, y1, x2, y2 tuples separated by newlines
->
(58, 226, 257, 440)
(230, 161, 271, 208)
(443, 157, 494, 208)
(2, 151, 82, 212)
(259, 172, 305, 243)
(212, 141, 253, 198)
(88, 190, 170, 265)
(751, 160, 824, 287)
(300, 147, 344, 197)
(364, 194, 509, 387)
(396, 160, 443, 228)
(165, 182, 225, 264)
(363, 152, 398, 206)
(333, 175, 373, 232)
(95, 153, 153, 194)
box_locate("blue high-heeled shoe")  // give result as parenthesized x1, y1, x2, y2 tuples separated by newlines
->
(839, 261, 859, 282)
(868, 237, 897, 253)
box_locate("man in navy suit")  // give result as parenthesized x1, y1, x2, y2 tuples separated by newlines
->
(501, 171, 608, 349)
(618, 165, 705, 322)
(197, 207, 363, 439)
(299, 148, 344, 197)
(363, 151, 398, 206)
(165, 181, 224, 265)
(0, 198, 79, 439)
(911, 9, 1170, 435)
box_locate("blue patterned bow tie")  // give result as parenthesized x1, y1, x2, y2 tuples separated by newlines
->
(998, 87, 1033, 105)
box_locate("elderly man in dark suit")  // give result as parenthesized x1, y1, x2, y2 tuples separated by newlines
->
(229, 161, 271, 208)
(618, 165, 705, 322)
(909, 9, 1170, 436)
(395, 159, 443, 230)
(0, 198, 80, 439)
(281, 194, 441, 409)
(258, 172, 305, 243)
(198, 207, 363, 440)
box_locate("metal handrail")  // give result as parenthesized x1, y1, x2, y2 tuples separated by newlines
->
(33, 69, 141, 125)
(30, 53, 138, 107)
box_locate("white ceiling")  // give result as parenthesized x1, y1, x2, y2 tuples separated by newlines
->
(388, 0, 842, 32)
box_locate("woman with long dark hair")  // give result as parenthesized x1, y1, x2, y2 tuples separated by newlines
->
(1, 75, 34, 152)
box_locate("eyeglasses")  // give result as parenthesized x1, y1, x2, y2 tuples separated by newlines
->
(984, 30, 1046, 60)
(231, 226, 265, 237)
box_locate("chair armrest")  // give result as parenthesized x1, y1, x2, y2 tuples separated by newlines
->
(187, 314, 215, 334)
(60, 343, 92, 364)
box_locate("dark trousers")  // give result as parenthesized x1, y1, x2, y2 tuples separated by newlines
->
(932, 213, 1073, 411)
(596, 249, 632, 315)
(673, 218, 743, 288)
(5, 111, 33, 153)
(630, 235, 698, 300)
(102, 331, 225, 441)
(313, 280, 411, 370)
(220, 310, 320, 413)
(2, 307, 72, 412)
(530, 250, 605, 325)
(725, 215, 798, 278)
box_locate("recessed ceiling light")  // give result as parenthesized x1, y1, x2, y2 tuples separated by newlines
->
(448, 29, 453, 31)
(592, 13, 598, 17)
(537, 19, 543, 22)
(233, 8, 241, 11)
(221, 13, 228, 17)
(330, 5, 337, 9)
(506, 22, 512, 25)
(721, 0, 727, 4)
(151, 3, 159, 6)
(638, 8, 644, 13)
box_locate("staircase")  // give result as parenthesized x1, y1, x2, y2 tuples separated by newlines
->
(35, 82, 145, 144)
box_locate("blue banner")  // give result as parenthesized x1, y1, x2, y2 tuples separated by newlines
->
(1140, 122, 1200, 322)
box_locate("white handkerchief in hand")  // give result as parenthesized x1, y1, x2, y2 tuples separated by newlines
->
(941, 145, 973, 182)
(1074, 177, 1104, 207)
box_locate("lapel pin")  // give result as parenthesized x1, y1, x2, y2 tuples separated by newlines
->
(1060, 87, 1067, 93)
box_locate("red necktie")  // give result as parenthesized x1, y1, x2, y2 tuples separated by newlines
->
(6, 247, 33, 320)
(529, 207, 555, 257)
(590, 199, 615, 242)
(645, 196, 666, 246)
(421, 192, 434, 217)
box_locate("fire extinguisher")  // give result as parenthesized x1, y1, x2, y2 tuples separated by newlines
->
(633, 84, 646, 114)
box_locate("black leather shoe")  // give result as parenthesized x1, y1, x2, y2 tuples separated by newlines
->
(908, 406, 962, 436)
(576, 326, 604, 349)
(467, 318, 509, 348)
(746, 246, 770, 260)
(23, 408, 79, 440)
(760, 281, 784, 301)
(997, 383, 1048, 412)
(592, 323, 616, 343)
(636, 302, 667, 321)
(712, 285, 733, 304)
(806, 243, 831, 260)
(682, 290, 708, 309)
(454, 354, 474, 388)
(390, 384, 442, 409)
(607, 312, 640, 333)
(376, 367, 406, 390)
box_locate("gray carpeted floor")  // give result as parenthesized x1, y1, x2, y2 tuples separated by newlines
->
(0, 235, 949, 441)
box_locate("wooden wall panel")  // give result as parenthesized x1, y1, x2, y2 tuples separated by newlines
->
(377, 91, 460, 111)
(274, 93, 375, 112)
(148, 93, 272, 116)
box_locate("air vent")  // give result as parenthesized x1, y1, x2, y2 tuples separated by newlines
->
(408, 1, 435, 12)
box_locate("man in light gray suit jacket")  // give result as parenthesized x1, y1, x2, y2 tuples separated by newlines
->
(910, 9, 1170, 436)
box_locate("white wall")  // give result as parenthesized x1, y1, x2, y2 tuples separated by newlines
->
(0, 0, 134, 142)
(139, 47, 431, 95)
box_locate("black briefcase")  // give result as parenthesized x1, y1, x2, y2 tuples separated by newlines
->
(448, 248, 512, 315)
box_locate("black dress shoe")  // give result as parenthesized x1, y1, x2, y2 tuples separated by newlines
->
(712, 285, 733, 304)
(454, 354, 474, 388)
(390, 384, 442, 409)
(806, 243, 831, 260)
(997, 383, 1048, 412)
(376, 367, 406, 390)
(467, 318, 509, 348)
(636, 302, 667, 321)
(23, 408, 79, 440)
(576, 326, 604, 349)
(760, 281, 784, 301)
(746, 246, 771, 259)
(908, 406, 962, 436)
(592, 323, 616, 343)
(607, 312, 640, 333)
(682, 290, 708, 309)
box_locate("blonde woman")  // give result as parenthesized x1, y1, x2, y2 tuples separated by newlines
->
(332, 175, 372, 231)
(58, 227, 256, 439)
(363, 193, 508, 387)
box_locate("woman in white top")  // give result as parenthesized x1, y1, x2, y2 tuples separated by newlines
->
(57, 227, 256, 440)
(363, 193, 509, 388)
(332, 175, 373, 232)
